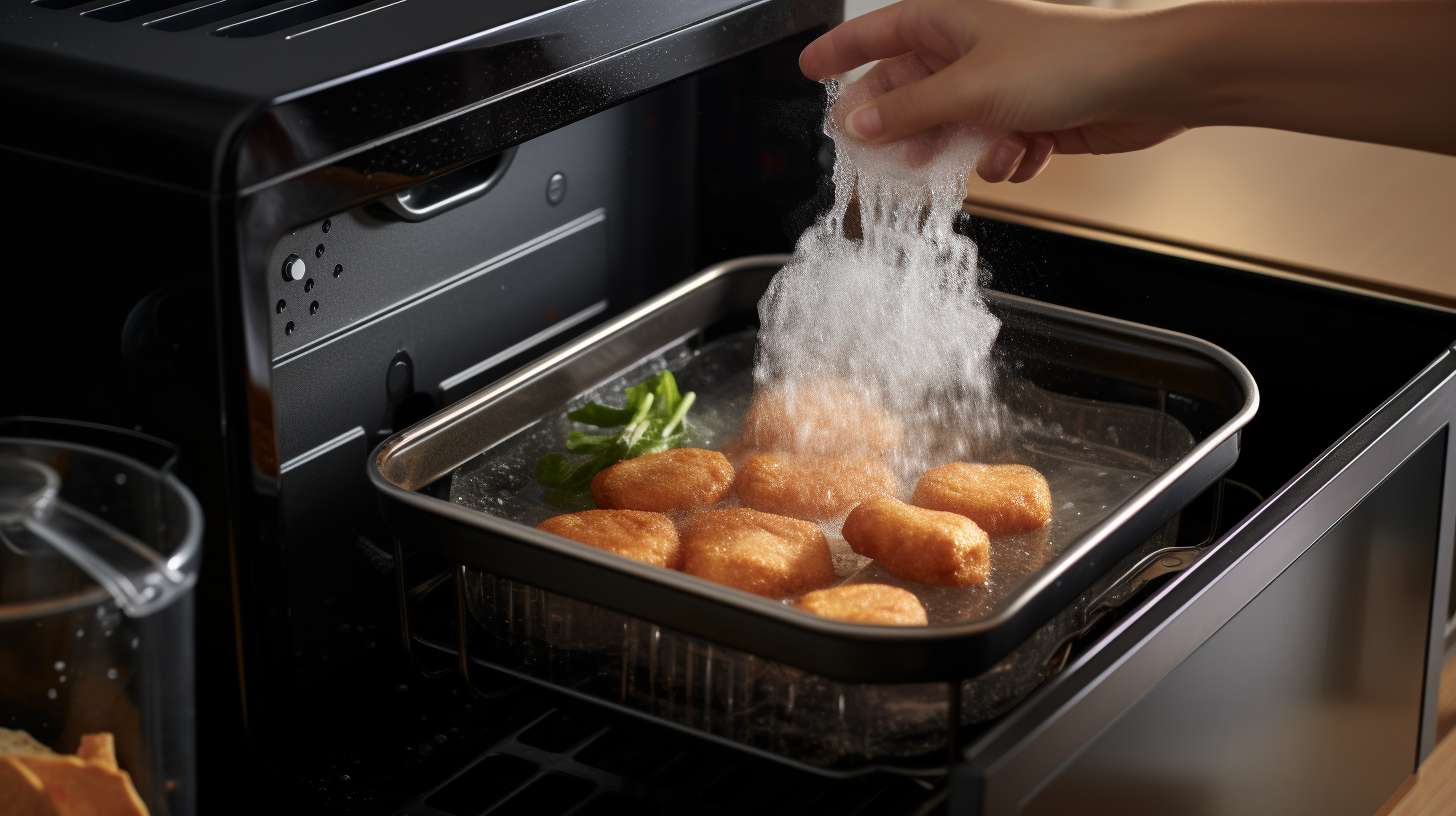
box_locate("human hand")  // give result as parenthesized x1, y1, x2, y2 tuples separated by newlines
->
(801, 0, 1187, 183)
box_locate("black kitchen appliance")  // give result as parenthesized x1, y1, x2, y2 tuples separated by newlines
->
(2, 0, 1454, 813)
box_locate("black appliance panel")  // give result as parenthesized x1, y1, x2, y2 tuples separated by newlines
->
(1021, 431, 1445, 816)
(262, 100, 629, 359)
(0, 0, 840, 192)
(950, 213, 1456, 815)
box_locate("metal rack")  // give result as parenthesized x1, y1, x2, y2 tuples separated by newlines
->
(388, 477, 1262, 813)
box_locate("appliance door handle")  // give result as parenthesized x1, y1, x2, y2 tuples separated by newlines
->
(384, 147, 517, 221)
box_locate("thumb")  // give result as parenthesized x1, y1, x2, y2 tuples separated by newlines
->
(843, 65, 979, 145)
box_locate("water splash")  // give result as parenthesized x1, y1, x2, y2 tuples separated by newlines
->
(754, 81, 1005, 479)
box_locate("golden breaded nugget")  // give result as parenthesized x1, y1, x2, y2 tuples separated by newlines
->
(591, 448, 734, 512)
(842, 496, 990, 586)
(74, 735, 116, 772)
(741, 381, 903, 457)
(681, 508, 836, 597)
(912, 463, 1052, 535)
(12, 756, 147, 816)
(538, 510, 681, 568)
(796, 584, 927, 626)
(735, 452, 898, 521)
(0, 759, 57, 816)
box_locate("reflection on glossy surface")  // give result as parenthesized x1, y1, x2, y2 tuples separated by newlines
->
(1024, 433, 1445, 816)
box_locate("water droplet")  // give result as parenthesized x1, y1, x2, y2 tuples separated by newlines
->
(53, 661, 65, 672)
(75, 629, 85, 638)
(106, 668, 119, 680)
(130, 637, 140, 649)
(114, 472, 127, 486)
(46, 689, 57, 700)
(58, 675, 66, 684)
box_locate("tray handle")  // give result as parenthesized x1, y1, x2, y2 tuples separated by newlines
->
(1044, 480, 1263, 674)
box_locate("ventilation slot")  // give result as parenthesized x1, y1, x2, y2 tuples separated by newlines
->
(146, 0, 279, 30)
(31, 0, 395, 37)
(82, 0, 190, 22)
(212, 0, 374, 37)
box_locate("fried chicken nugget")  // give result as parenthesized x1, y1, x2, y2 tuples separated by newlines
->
(537, 509, 682, 568)
(734, 452, 899, 521)
(741, 381, 904, 457)
(680, 508, 836, 597)
(591, 448, 734, 512)
(796, 584, 928, 626)
(842, 496, 990, 587)
(912, 463, 1052, 535)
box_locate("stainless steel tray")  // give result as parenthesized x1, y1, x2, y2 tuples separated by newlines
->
(370, 255, 1258, 683)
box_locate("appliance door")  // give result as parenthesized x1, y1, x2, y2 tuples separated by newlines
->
(953, 345, 1456, 815)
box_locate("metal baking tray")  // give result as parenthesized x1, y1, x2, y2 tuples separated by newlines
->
(370, 255, 1258, 683)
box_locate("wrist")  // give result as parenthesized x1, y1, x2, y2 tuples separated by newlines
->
(1119, 2, 1238, 129)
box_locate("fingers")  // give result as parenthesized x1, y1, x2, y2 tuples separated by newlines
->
(975, 134, 1056, 183)
(1008, 133, 1055, 182)
(800, 3, 913, 80)
(845, 65, 975, 144)
(975, 135, 1027, 183)
(833, 53, 934, 128)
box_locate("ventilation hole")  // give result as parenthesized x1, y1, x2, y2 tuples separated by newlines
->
(424, 754, 537, 816)
(146, 0, 279, 30)
(314, 243, 325, 258)
(275, 299, 287, 314)
(304, 278, 315, 293)
(309, 301, 319, 315)
(493, 773, 595, 816)
(517, 708, 608, 753)
(284, 321, 296, 336)
(83, 0, 193, 22)
(213, 0, 375, 38)
(576, 794, 641, 816)
(321, 218, 331, 234)
(575, 723, 675, 777)
(333, 263, 343, 278)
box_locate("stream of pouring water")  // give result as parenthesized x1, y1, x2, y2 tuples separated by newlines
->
(754, 81, 1005, 478)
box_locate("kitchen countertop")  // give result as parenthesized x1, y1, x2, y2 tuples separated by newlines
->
(961, 123, 1456, 309)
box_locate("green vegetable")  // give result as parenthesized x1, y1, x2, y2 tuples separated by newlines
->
(565, 403, 634, 427)
(535, 370, 697, 501)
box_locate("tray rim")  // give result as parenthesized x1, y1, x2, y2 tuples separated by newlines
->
(369, 254, 1259, 648)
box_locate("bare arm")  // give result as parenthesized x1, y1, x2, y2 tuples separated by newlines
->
(800, 0, 1456, 182)
(1161, 1, 1456, 155)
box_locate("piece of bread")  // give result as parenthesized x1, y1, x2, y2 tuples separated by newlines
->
(13, 756, 148, 816)
(74, 736, 116, 773)
(0, 728, 56, 758)
(0, 730, 147, 816)
(843, 496, 991, 586)
(679, 508, 836, 597)
(0, 759, 61, 816)
(796, 584, 928, 626)
(912, 462, 1052, 535)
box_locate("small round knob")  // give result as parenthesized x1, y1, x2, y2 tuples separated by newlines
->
(546, 172, 567, 206)
(282, 254, 306, 282)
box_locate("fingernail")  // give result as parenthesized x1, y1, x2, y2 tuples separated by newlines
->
(983, 141, 1023, 182)
(846, 105, 883, 141)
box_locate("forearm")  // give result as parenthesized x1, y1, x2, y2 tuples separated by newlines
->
(1145, 0, 1456, 154)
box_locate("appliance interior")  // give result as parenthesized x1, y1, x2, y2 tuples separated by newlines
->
(3, 2, 1455, 812)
